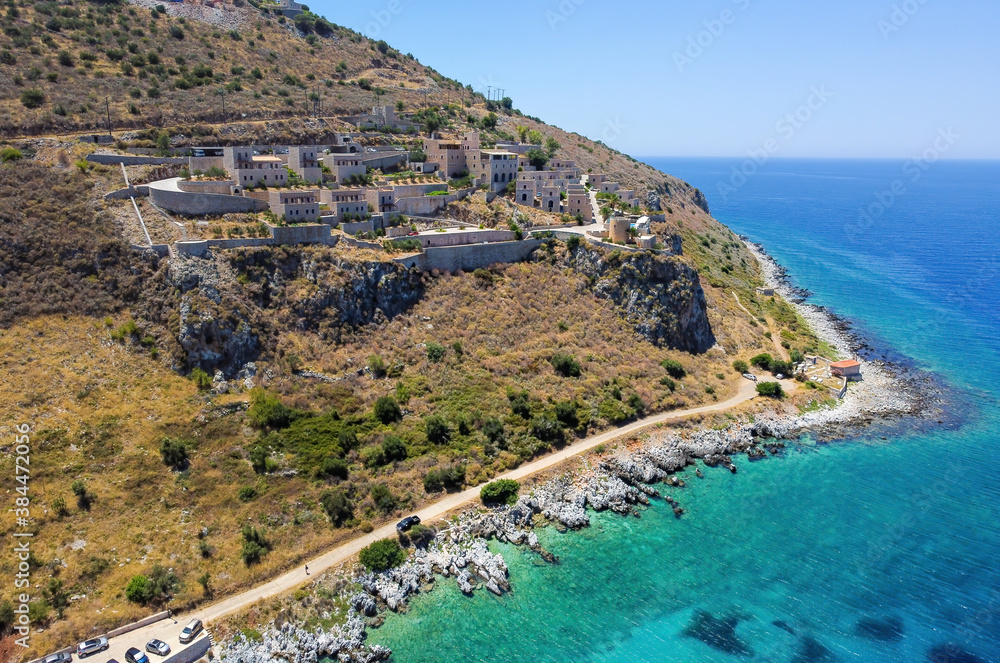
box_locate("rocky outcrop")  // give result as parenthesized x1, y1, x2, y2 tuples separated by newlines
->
(692, 187, 710, 214)
(559, 246, 715, 353)
(219, 617, 390, 663)
(646, 190, 662, 211)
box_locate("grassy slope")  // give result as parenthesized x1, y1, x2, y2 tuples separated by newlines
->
(0, 1, 833, 656)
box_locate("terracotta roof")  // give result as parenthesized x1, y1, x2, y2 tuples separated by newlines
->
(831, 360, 861, 368)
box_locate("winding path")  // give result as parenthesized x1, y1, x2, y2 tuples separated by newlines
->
(85, 378, 777, 661)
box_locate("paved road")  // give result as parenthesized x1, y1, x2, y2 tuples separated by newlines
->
(68, 377, 779, 659)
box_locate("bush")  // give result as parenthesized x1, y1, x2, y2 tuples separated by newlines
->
(316, 456, 348, 480)
(599, 398, 630, 424)
(661, 358, 687, 379)
(319, 488, 352, 526)
(426, 342, 445, 363)
(125, 575, 151, 603)
(240, 525, 271, 565)
(358, 538, 406, 572)
(382, 435, 407, 462)
(550, 353, 581, 377)
(1, 147, 24, 163)
(247, 388, 291, 429)
(732, 359, 749, 373)
(370, 484, 397, 514)
(423, 464, 465, 493)
(508, 389, 531, 419)
(756, 382, 785, 398)
(20, 89, 45, 109)
(530, 415, 565, 446)
(249, 445, 270, 474)
(750, 353, 774, 369)
(190, 367, 212, 391)
(407, 523, 435, 547)
(169, 25, 183, 39)
(373, 396, 402, 424)
(159, 437, 189, 469)
(627, 393, 646, 416)
(566, 235, 581, 251)
(480, 479, 520, 505)
(553, 400, 579, 428)
(368, 354, 387, 378)
(57, 50, 74, 66)
(238, 485, 258, 502)
(424, 414, 450, 444)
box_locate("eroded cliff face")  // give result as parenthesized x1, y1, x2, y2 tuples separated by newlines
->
(557, 246, 715, 353)
(166, 247, 424, 375)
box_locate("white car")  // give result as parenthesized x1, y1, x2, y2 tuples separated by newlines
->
(775, 373, 785, 380)
(179, 618, 204, 644)
(742, 373, 758, 382)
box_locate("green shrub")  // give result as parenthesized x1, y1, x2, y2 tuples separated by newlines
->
(566, 235, 581, 251)
(190, 367, 212, 391)
(370, 483, 397, 514)
(480, 479, 520, 506)
(426, 342, 445, 363)
(57, 50, 74, 66)
(750, 353, 774, 369)
(159, 437, 188, 469)
(626, 393, 646, 416)
(373, 396, 402, 424)
(407, 523, 435, 547)
(368, 354, 387, 378)
(249, 445, 270, 474)
(508, 389, 531, 419)
(423, 464, 465, 493)
(381, 435, 407, 462)
(319, 488, 352, 526)
(550, 352, 581, 377)
(125, 575, 151, 604)
(756, 382, 785, 398)
(358, 538, 406, 572)
(732, 359, 749, 373)
(553, 400, 579, 428)
(1, 147, 24, 163)
(247, 388, 291, 429)
(238, 485, 258, 502)
(240, 525, 270, 565)
(599, 398, 630, 424)
(530, 415, 565, 446)
(20, 89, 45, 109)
(661, 358, 687, 379)
(424, 414, 450, 444)
(316, 456, 348, 480)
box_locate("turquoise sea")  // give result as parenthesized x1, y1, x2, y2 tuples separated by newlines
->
(369, 159, 1000, 662)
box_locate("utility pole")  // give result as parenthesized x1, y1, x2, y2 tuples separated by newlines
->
(104, 96, 112, 138)
(220, 88, 226, 124)
(486, 85, 492, 102)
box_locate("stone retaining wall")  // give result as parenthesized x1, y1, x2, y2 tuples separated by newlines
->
(161, 636, 212, 663)
(177, 179, 235, 195)
(149, 180, 266, 216)
(395, 239, 542, 272)
(87, 154, 188, 166)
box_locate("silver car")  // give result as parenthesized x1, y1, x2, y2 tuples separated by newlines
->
(43, 654, 73, 663)
(179, 618, 203, 644)
(77, 638, 109, 657)
(145, 640, 170, 657)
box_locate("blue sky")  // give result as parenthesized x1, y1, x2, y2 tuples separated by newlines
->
(309, 0, 1000, 159)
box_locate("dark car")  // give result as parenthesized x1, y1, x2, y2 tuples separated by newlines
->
(179, 618, 204, 644)
(145, 640, 170, 657)
(124, 649, 148, 663)
(43, 653, 73, 663)
(396, 515, 421, 532)
(77, 637, 109, 657)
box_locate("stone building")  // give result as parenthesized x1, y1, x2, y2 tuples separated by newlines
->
(223, 147, 287, 188)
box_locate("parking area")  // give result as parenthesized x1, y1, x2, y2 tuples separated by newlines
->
(73, 618, 209, 663)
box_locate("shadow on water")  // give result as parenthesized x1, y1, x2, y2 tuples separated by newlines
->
(680, 609, 755, 656)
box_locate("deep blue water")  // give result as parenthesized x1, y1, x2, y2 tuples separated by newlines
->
(370, 159, 1000, 663)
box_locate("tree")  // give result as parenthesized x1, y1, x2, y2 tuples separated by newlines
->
(526, 148, 548, 170)
(424, 415, 450, 444)
(756, 381, 785, 398)
(480, 479, 520, 505)
(481, 112, 498, 130)
(516, 125, 528, 142)
(545, 136, 561, 158)
(530, 415, 565, 446)
(71, 480, 92, 509)
(661, 358, 687, 379)
(359, 538, 406, 572)
(368, 354, 387, 378)
(527, 129, 543, 145)
(125, 575, 152, 604)
(196, 573, 211, 596)
(319, 488, 353, 526)
(374, 395, 402, 424)
(316, 456, 349, 480)
(750, 353, 774, 370)
(733, 359, 749, 374)
(249, 445, 271, 474)
(159, 437, 189, 470)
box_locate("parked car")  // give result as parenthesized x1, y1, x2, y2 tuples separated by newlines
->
(396, 515, 420, 532)
(43, 653, 73, 663)
(124, 648, 148, 663)
(145, 640, 170, 657)
(179, 618, 204, 644)
(775, 373, 785, 380)
(77, 637, 109, 657)
(742, 373, 758, 382)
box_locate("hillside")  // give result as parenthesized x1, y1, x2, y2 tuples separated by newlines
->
(0, 2, 835, 658)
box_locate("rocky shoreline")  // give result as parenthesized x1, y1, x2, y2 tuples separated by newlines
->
(218, 241, 945, 663)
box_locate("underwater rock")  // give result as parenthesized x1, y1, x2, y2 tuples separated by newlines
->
(927, 644, 986, 663)
(792, 635, 837, 663)
(772, 620, 796, 636)
(855, 615, 904, 642)
(681, 609, 755, 656)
